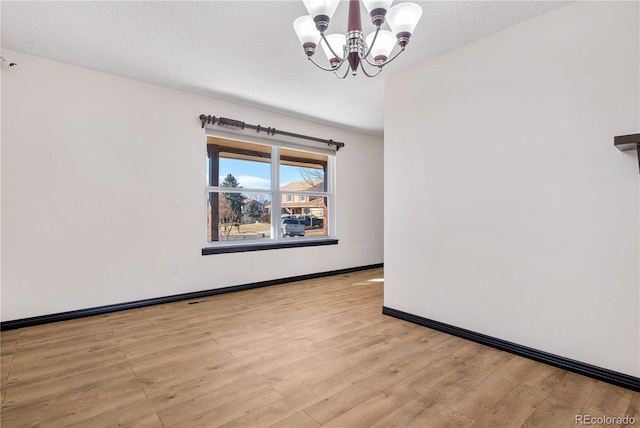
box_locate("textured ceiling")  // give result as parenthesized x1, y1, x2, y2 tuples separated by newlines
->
(1, 1, 569, 136)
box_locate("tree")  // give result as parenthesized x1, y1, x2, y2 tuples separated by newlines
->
(221, 173, 245, 221)
(244, 200, 262, 223)
(298, 167, 324, 192)
(218, 195, 239, 239)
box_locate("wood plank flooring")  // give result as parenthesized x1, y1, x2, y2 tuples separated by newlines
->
(1, 268, 638, 427)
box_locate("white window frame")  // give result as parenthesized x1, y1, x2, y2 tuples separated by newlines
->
(203, 127, 337, 252)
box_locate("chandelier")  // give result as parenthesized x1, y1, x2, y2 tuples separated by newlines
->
(293, 0, 422, 78)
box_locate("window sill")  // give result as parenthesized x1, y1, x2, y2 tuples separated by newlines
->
(202, 238, 339, 255)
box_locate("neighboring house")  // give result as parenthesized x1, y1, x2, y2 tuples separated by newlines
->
(241, 198, 265, 222)
(264, 180, 326, 217)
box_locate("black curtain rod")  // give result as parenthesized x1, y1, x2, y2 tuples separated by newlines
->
(199, 114, 345, 151)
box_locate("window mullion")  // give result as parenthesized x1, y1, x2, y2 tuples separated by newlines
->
(208, 145, 220, 242)
(272, 147, 281, 241)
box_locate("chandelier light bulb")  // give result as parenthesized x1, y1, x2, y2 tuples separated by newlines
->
(320, 34, 347, 67)
(302, 0, 341, 32)
(365, 30, 396, 64)
(387, 2, 422, 47)
(361, 0, 393, 26)
(294, 15, 320, 56)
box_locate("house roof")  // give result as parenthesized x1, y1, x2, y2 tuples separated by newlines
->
(281, 179, 322, 192)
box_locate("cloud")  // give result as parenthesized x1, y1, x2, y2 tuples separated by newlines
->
(219, 175, 270, 190)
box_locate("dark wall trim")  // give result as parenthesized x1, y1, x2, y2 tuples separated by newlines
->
(202, 239, 338, 255)
(383, 306, 640, 392)
(614, 133, 640, 151)
(0, 263, 383, 331)
(614, 133, 640, 172)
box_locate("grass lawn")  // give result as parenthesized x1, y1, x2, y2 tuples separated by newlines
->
(226, 222, 326, 237)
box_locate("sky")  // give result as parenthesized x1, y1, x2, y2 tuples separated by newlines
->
(215, 158, 312, 190)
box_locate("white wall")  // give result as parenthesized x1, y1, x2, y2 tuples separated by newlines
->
(385, 1, 639, 377)
(0, 49, 384, 321)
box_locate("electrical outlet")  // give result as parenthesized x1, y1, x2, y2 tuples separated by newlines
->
(363, 244, 369, 253)
(172, 262, 180, 274)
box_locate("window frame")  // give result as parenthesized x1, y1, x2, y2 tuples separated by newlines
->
(202, 128, 338, 255)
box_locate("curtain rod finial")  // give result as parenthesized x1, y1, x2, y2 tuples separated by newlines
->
(199, 114, 217, 128)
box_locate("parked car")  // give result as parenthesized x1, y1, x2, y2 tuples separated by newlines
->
(297, 215, 324, 229)
(281, 218, 305, 237)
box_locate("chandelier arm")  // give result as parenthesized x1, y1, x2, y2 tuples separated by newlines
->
(320, 32, 349, 61)
(308, 56, 346, 72)
(374, 46, 406, 68)
(334, 64, 351, 79)
(360, 26, 380, 59)
(363, 54, 380, 67)
(359, 62, 383, 78)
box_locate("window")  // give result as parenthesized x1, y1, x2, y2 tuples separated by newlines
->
(204, 134, 336, 253)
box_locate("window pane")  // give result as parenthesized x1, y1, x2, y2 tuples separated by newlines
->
(207, 138, 271, 189)
(208, 191, 272, 242)
(280, 149, 327, 192)
(281, 193, 328, 238)
(218, 158, 271, 189)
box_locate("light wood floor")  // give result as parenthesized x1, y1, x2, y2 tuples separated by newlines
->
(2, 268, 638, 427)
